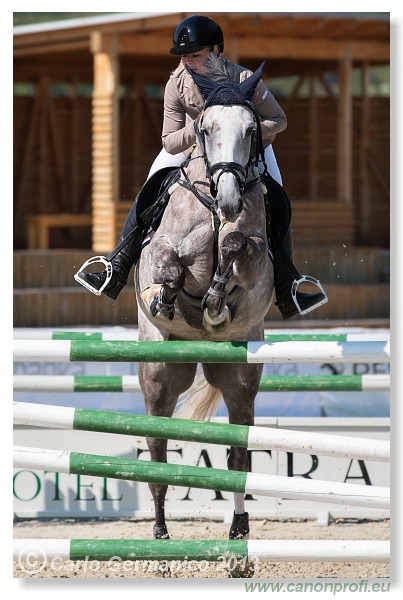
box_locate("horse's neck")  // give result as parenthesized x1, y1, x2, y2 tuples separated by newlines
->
(161, 152, 212, 233)
(185, 148, 207, 183)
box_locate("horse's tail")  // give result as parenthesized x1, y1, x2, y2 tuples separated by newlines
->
(174, 375, 222, 422)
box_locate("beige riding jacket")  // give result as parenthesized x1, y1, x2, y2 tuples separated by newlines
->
(162, 64, 287, 155)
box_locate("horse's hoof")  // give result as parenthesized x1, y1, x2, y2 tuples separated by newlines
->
(228, 513, 254, 578)
(202, 306, 231, 333)
(141, 286, 175, 320)
(153, 524, 170, 539)
(229, 511, 250, 540)
(150, 295, 175, 320)
(153, 562, 172, 577)
(228, 561, 255, 579)
(141, 285, 162, 305)
(151, 524, 171, 575)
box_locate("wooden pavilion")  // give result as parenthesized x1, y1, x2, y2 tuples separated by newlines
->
(13, 12, 390, 325)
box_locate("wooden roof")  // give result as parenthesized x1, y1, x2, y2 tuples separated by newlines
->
(14, 12, 389, 60)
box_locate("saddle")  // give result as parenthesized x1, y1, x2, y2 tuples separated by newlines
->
(136, 166, 181, 235)
(108, 167, 181, 265)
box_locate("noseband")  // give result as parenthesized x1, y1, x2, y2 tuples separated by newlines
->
(207, 161, 248, 198)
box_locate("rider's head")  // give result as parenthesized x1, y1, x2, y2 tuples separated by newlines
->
(170, 15, 224, 73)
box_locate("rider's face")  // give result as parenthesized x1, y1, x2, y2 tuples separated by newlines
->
(181, 48, 211, 74)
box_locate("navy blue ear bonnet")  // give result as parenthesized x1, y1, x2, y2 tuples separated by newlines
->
(186, 62, 265, 107)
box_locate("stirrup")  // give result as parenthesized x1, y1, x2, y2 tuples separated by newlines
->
(291, 275, 328, 315)
(74, 256, 113, 296)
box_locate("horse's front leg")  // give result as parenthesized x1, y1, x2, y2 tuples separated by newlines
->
(141, 241, 185, 321)
(223, 231, 267, 290)
(203, 232, 267, 332)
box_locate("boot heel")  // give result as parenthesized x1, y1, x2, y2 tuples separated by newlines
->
(74, 256, 113, 296)
(291, 275, 328, 315)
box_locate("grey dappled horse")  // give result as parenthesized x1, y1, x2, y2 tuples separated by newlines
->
(135, 65, 274, 543)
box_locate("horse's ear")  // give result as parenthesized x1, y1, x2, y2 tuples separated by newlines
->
(239, 61, 266, 101)
(185, 65, 218, 100)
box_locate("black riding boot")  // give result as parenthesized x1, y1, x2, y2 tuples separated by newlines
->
(76, 200, 141, 300)
(75, 166, 178, 300)
(274, 228, 327, 319)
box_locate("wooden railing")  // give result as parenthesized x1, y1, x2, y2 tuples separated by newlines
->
(291, 202, 355, 247)
(27, 214, 92, 250)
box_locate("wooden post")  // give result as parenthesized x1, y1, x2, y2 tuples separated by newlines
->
(39, 77, 48, 213)
(227, 37, 239, 64)
(15, 84, 41, 224)
(360, 62, 371, 243)
(337, 45, 353, 205)
(90, 32, 120, 252)
(309, 73, 318, 202)
(133, 78, 142, 192)
(71, 81, 79, 213)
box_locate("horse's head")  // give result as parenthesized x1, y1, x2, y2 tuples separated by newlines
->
(188, 63, 265, 223)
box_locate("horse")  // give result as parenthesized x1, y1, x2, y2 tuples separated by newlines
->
(135, 63, 274, 546)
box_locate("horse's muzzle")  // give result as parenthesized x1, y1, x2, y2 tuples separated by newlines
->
(219, 199, 243, 223)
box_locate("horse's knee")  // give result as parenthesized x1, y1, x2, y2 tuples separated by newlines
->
(162, 263, 185, 293)
(221, 231, 248, 262)
(152, 260, 185, 295)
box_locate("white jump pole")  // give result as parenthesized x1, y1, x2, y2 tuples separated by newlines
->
(13, 402, 390, 463)
(13, 446, 390, 509)
(13, 538, 390, 563)
(13, 339, 391, 363)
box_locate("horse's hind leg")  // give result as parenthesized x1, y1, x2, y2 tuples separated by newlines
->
(202, 362, 261, 578)
(139, 361, 197, 539)
(202, 362, 262, 538)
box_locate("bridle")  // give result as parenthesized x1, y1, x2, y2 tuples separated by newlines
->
(175, 100, 269, 317)
(177, 100, 269, 275)
(194, 102, 265, 198)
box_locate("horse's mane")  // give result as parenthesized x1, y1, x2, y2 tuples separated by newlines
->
(201, 54, 246, 83)
(172, 54, 245, 82)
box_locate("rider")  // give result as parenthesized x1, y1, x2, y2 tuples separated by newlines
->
(76, 14, 327, 319)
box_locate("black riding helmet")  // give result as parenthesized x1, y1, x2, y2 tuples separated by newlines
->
(170, 15, 224, 55)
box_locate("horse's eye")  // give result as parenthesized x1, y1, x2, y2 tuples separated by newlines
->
(246, 128, 255, 138)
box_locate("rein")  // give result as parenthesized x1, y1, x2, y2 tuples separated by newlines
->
(177, 168, 221, 275)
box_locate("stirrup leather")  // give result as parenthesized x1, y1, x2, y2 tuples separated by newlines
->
(74, 256, 113, 296)
(291, 275, 328, 315)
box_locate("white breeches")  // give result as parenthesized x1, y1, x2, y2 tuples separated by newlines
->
(147, 148, 187, 178)
(260, 144, 282, 186)
(147, 145, 282, 186)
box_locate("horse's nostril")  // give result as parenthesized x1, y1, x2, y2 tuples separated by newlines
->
(210, 180, 218, 198)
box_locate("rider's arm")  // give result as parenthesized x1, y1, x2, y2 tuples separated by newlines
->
(162, 75, 198, 155)
(240, 71, 287, 145)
